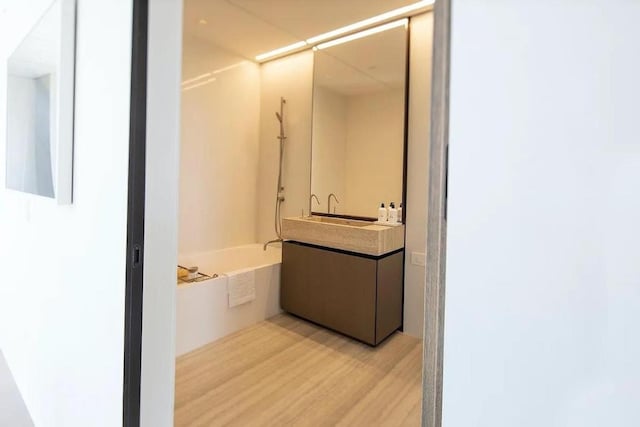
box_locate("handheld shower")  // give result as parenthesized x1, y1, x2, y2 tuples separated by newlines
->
(264, 97, 287, 251)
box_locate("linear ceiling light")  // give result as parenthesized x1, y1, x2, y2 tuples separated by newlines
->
(182, 72, 212, 86)
(255, 41, 307, 62)
(182, 77, 217, 92)
(253, 0, 431, 63)
(317, 19, 408, 50)
(181, 61, 248, 86)
(306, 0, 433, 45)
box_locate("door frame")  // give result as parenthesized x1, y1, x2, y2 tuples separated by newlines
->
(121, 0, 452, 425)
(123, 0, 148, 425)
(421, 0, 451, 426)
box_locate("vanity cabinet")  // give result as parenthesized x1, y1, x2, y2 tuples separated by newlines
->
(281, 241, 404, 346)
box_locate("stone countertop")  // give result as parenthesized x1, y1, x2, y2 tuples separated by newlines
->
(282, 216, 405, 256)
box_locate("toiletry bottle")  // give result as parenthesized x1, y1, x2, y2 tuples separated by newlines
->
(397, 203, 403, 223)
(378, 203, 388, 222)
(388, 202, 398, 223)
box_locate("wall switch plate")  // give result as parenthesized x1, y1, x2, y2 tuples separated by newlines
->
(411, 252, 426, 267)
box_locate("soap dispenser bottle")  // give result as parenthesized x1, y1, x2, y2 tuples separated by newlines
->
(388, 202, 398, 223)
(397, 203, 403, 223)
(378, 203, 388, 222)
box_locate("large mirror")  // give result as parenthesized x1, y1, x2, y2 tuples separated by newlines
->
(311, 21, 408, 220)
(5, 0, 76, 204)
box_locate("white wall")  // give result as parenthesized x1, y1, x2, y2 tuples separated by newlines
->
(257, 51, 314, 242)
(344, 89, 405, 216)
(0, 349, 33, 426)
(6, 75, 55, 197)
(443, 1, 640, 426)
(311, 86, 347, 214)
(6, 76, 38, 192)
(180, 37, 260, 255)
(0, 1, 133, 425)
(140, 0, 182, 426)
(404, 12, 433, 337)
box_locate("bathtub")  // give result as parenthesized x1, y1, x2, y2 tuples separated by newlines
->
(176, 243, 282, 356)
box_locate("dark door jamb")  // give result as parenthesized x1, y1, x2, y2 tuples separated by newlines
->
(123, 0, 148, 425)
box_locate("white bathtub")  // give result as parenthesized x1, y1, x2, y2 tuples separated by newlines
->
(176, 243, 282, 356)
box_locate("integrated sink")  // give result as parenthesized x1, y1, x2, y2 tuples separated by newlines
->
(282, 215, 405, 256)
(305, 216, 373, 227)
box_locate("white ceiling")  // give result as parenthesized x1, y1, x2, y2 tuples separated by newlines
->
(183, 0, 418, 95)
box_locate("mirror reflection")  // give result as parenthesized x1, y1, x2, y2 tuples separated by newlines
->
(311, 23, 408, 219)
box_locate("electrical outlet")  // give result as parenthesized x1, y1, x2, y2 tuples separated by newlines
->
(411, 252, 426, 267)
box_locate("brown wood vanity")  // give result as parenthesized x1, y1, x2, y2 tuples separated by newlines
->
(281, 240, 404, 346)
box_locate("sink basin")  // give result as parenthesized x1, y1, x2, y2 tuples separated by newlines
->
(282, 215, 404, 256)
(306, 216, 373, 227)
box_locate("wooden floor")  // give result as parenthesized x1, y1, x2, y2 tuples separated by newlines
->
(175, 314, 423, 427)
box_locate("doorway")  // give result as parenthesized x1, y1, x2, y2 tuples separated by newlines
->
(127, 0, 452, 424)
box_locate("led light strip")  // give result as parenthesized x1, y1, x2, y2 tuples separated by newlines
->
(255, 40, 307, 62)
(182, 77, 217, 92)
(254, 0, 433, 62)
(182, 72, 212, 86)
(316, 18, 408, 50)
(306, 0, 432, 45)
(181, 61, 248, 89)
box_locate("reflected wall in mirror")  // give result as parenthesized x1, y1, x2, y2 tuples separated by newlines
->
(5, 0, 76, 204)
(311, 20, 408, 220)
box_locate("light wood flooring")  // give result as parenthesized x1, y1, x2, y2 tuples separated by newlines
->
(175, 314, 423, 427)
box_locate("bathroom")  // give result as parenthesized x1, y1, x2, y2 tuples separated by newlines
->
(175, 0, 433, 423)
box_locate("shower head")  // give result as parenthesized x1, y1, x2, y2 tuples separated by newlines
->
(275, 112, 282, 123)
